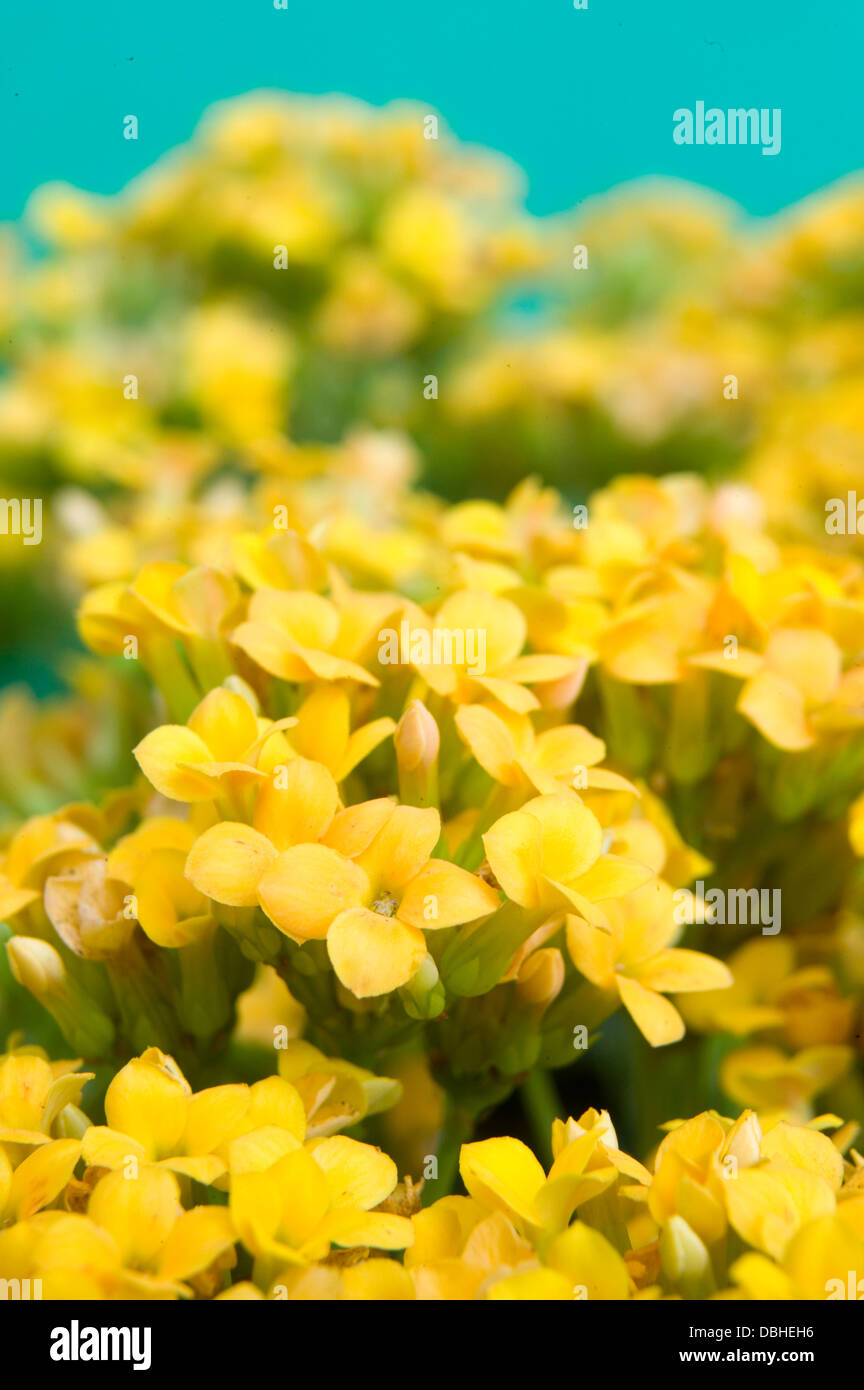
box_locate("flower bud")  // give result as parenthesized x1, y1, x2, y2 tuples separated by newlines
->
(6, 935, 116, 1057)
(395, 700, 439, 808)
(659, 1215, 715, 1298)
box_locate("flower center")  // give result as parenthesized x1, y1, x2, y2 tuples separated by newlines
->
(372, 892, 399, 918)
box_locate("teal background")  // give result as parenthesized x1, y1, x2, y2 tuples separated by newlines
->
(0, 0, 861, 222)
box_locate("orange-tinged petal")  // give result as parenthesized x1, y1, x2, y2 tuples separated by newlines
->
(253, 758, 339, 849)
(6, 1139, 81, 1220)
(327, 906, 426, 997)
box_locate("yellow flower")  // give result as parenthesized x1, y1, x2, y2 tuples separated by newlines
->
(134, 686, 295, 804)
(188, 786, 498, 998)
(80, 1047, 306, 1183)
(276, 1039, 401, 1138)
(230, 588, 384, 687)
(455, 702, 634, 798)
(566, 881, 732, 1046)
(720, 1044, 852, 1122)
(691, 627, 847, 752)
(406, 590, 581, 713)
(483, 790, 653, 927)
(229, 1135, 413, 1269)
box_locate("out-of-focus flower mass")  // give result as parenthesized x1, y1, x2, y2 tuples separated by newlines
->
(1, 93, 863, 1302)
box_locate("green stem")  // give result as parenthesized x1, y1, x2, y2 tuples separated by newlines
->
(422, 1095, 477, 1206)
(520, 1067, 562, 1167)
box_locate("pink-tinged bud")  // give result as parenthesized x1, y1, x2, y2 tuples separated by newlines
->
(395, 700, 439, 808)
(534, 660, 589, 710)
(395, 699, 439, 772)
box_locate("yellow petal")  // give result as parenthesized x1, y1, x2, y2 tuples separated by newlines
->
(482, 809, 543, 908)
(763, 629, 841, 705)
(308, 1134, 397, 1209)
(104, 1052, 190, 1160)
(738, 671, 814, 752)
(486, 1268, 574, 1300)
(133, 725, 219, 801)
(321, 1208, 414, 1250)
(759, 1122, 845, 1192)
(357, 805, 440, 894)
(634, 948, 733, 994)
(158, 1205, 236, 1281)
(81, 1126, 149, 1171)
(88, 1166, 183, 1271)
(434, 591, 526, 672)
(327, 906, 426, 997)
(185, 823, 277, 907)
(459, 1137, 546, 1225)
(455, 704, 523, 786)
(524, 794, 604, 884)
(6, 1138, 81, 1220)
(545, 1220, 631, 1299)
(258, 845, 368, 940)
(253, 758, 339, 849)
(187, 688, 260, 762)
(725, 1164, 836, 1260)
(398, 860, 499, 930)
(342, 1258, 415, 1299)
(617, 975, 685, 1047)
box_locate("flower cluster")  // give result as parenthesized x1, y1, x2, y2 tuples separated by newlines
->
(2, 94, 864, 1302)
(2, 1042, 862, 1301)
